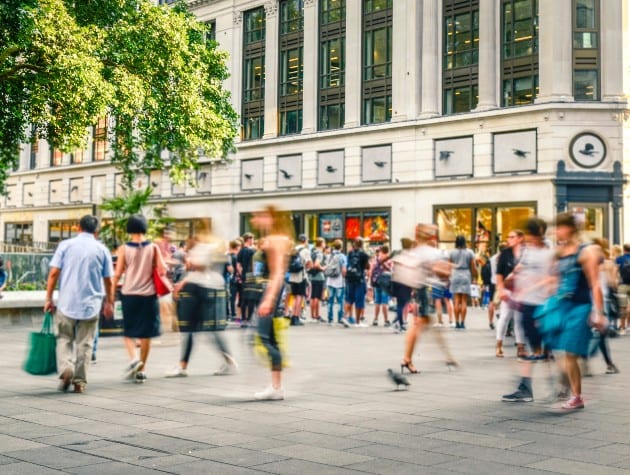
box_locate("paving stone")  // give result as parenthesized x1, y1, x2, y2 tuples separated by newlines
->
(71, 442, 168, 463)
(435, 457, 552, 474)
(6, 446, 110, 469)
(424, 429, 530, 449)
(167, 459, 270, 474)
(347, 443, 456, 466)
(0, 461, 68, 474)
(192, 445, 289, 467)
(0, 434, 46, 453)
(272, 431, 372, 450)
(10, 412, 90, 427)
(64, 461, 168, 475)
(527, 457, 630, 475)
(266, 444, 374, 467)
(115, 433, 216, 454)
(345, 458, 457, 475)
(254, 458, 366, 475)
(131, 454, 201, 469)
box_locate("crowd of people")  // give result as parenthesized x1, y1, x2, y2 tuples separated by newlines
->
(42, 208, 626, 408)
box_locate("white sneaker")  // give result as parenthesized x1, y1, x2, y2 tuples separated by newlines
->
(433, 322, 444, 328)
(449, 323, 457, 328)
(165, 366, 188, 378)
(214, 363, 237, 376)
(124, 360, 143, 380)
(254, 385, 284, 401)
(356, 322, 368, 328)
(340, 318, 351, 328)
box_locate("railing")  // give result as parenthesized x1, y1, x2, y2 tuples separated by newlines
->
(0, 241, 57, 254)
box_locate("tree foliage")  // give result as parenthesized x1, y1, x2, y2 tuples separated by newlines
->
(0, 0, 238, 193)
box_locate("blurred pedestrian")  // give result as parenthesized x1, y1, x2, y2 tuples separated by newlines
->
(309, 237, 327, 322)
(250, 205, 293, 400)
(326, 239, 346, 325)
(166, 219, 237, 378)
(44, 215, 113, 393)
(342, 237, 369, 327)
(112, 215, 165, 383)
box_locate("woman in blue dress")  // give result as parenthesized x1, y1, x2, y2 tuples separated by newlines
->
(542, 213, 607, 410)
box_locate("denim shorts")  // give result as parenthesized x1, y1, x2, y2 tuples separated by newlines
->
(374, 287, 390, 305)
(345, 281, 367, 309)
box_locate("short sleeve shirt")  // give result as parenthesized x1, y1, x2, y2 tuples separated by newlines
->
(50, 233, 113, 320)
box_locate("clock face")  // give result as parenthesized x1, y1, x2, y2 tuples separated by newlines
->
(569, 132, 606, 169)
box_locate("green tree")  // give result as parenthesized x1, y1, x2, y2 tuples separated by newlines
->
(0, 0, 238, 193)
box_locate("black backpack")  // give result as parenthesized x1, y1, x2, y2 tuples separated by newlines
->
(346, 250, 364, 282)
(288, 249, 304, 273)
(308, 249, 321, 275)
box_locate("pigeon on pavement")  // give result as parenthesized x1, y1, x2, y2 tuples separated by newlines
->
(387, 368, 410, 391)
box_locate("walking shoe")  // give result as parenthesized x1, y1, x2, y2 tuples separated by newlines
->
(340, 318, 351, 328)
(606, 364, 620, 374)
(384, 321, 391, 328)
(372, 320, 379, 326)
(124, 360, 143, 380)
(348, 317, 356, 325)
(460, 322, 466, 330)
(556, 387, 571, 401)
(165, 366, 188, 378)
(489, 323, 495, 330)
(561, 396, 584, 410)
(433, 322, 443, 328)
(73, 383, 86, 394)
(356, 322, 368, 328)
(58, 368, 73, 392)
(449, 322, 456, 328)
(135, 371, 147, 384)
(502, 385, 533, 402)
(254, 385, 284, 401)
(215, 354, 239, 375)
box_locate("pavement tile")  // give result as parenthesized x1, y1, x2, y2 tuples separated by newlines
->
(347, 443, 456, 466)
(234, 437, 298, 451)
(71, 442, 168, 463)
(116, 432, 216, 454)
(527, 457, 630, 475)
(59, 422, 147, 438)
(0, 454, 19, 465)
(505, 429, 610, 449)
(254, 459, 366, 475)
(10, 412, 91, 427)
(435, 457, 552, 474)
(271, 431, 371, 451)
(352, 418, 444, 436)
(192, 445, 289, 467)
(345, 458, 457, 475)
(0, 421, 69, 439)
(424, 429, 530, 449)
(6, 446, 110, 469)
(0, 434, 46, 453)
(425, 442, 549, 467)
(348, 430, 453, 451)
(278, 420, 371, 437)
(0, 461, 68, 474)
(64, 461, 168, 474)
(130, 454, 201, 469)
(167, 459, 270, 474)
(266, 444, 374, 467)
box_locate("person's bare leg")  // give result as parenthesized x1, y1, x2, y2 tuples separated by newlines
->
(403, 316, 426, 369)
(461, 294, 468, 325)
(292, 295, 303, 317)
(446, 298, 454, 324)
(435, 299, 443, 324)
(139, 338, 151, 369)
(564, 353, 582, 397)
(488, 301, 495, 325)
(382, 304, 389, 323)
(271, 370, 282, 389)
(124, 337, 137, 361)
(374, 304, 381, 324)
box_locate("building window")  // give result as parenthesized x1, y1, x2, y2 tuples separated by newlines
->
(71, 149, 85, 164)
(206, 19, 216, 43)
(29, 131, 38, 170)
(435, 203, 536, 251)
(501, 0, 538, 106)
(5, 223, 33, 245)
(48, 220, 80, 243)
(92, 116, 107, 161)
(362, 0, 392, 125)
(279, 0, 304, 136)
(242, 7, 266, 141)
(573, 0, 599, 101)
(319, 0, 345, 131)
(50, 148, 63, 167)
(443, 1, 479, 114)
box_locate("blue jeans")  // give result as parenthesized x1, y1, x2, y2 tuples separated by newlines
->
(327, 286, 345, 322)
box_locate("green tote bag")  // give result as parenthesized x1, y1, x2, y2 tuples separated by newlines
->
(23, 312, 57, 375)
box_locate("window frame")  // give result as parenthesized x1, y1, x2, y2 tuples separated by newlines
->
(242, 7, 267, 141)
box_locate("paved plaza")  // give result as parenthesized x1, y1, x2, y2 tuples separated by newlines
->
(2, 307, 630, 474)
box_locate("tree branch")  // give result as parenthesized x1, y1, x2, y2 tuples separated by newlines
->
(0, 46, 21, 67)
(0, 63, 47, 81)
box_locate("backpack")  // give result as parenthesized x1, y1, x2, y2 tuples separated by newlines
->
(324, 254, 341, 278)
(621, 257, 630, 285)
(288, 248, 305, 274)
(480, 260, 491, 285)
(370, 259, 384, 287)
(346, 250, 364, 282)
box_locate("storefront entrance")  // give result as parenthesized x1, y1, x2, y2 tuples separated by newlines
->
(568, 203, 608, 242)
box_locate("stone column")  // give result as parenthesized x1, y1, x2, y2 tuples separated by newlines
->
(475, 0, 498, 111)
(344, 0, 362, 128)
(420, 0, 439, 117)
(536, 0, 573, 103)
(601, 0, 624, 102)
(263, 1, 279, 138)
(301, 0, 318, 132)
(392, 0, 421, 121)
(228, 11, 243, 140)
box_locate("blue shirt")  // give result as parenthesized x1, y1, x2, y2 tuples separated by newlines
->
(50, 233, 113, 320)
